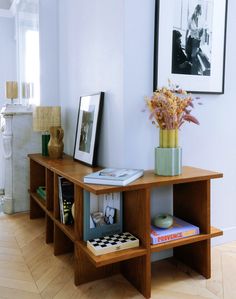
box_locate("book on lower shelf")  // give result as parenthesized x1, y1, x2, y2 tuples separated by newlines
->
(84, 168, 144, 186)
(58, 177, 74, 225)
(151, 217, 200, 245)
(87, 232, 139, 256)
(36, 186, 46, 200)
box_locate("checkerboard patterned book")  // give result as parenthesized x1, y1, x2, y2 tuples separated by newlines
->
(87, 232, 139, 256)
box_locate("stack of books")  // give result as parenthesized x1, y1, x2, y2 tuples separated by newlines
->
(151, 216, 200, 245)
(84, 168, 144, 186)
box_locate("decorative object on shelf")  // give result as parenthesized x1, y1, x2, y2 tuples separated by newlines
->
(33, 106, 62, 157)
(153, 213, 173, 229)
(5, 81, 18, 104)
(87, 232, 139, 256)
(153, 0, 228, 94)
(151, 216, 200, 245)
(145, 82, 200, 176)
(48, 126, 64, 159)
(36, 186, 46, 200)
(73, 92, 104, 166)
(84, 168, 144, 186)
(83, 191, 123, 241)
(71, 203, 75, 219)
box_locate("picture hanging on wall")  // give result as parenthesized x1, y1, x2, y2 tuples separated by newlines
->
(73, 92, 104, 166)
(153, 0, 228, 94)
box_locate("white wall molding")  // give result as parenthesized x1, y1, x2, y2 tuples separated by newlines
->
(0, 8, 13, 17)
(0, 0, 20, 17)
(9, 0, 19, 15)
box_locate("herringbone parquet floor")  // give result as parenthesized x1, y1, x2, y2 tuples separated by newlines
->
(0, 212, 235, 299)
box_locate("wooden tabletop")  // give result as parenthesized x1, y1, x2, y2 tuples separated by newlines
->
(28, 153, 223, 194)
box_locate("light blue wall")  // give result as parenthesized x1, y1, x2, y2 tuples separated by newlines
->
(123, 0, 156, 170)
(40, 0, 236, 245)
(58, 0, 125, 166)
(0, 17, 16, 105)
(39, 0, 59, 105)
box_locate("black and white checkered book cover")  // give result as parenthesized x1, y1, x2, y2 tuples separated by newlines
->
(87, 232, 139, 256)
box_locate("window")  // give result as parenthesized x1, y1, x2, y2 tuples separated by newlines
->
(16, 0, 40, 105)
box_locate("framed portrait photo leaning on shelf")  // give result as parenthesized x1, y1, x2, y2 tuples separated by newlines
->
(73, 92, 104, 166)
(153, 0, 228, 94)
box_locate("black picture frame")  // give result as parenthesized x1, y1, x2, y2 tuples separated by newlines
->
(73, 92, 104, 166)
(153, 0, 228, 94)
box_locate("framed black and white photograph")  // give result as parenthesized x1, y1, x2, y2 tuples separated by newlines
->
(73, 92, 104, 166)
(154, 0, 228, 94)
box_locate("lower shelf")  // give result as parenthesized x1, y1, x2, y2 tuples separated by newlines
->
(78, 227, 222, 267)
(78, 241, 147, 267)
(30, 192, 46, 211)
(151, 226, 223, 253)
(54, 218, 75, 242)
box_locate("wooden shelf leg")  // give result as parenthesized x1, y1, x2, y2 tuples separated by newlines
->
(174, 239, 211, 278)
(30, 196, 45, 219)
(74, 243, 119, 285)
(46, 215, 54, 244)
(174, 180, 211, 278)
(54, 225, 74, 255)
(121, 189, 151, 298)
(121, 255, 151, 299)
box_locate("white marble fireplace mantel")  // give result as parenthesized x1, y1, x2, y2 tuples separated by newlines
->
(0, 104, 41, 214)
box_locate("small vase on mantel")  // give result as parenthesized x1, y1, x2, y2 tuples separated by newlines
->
(155, 129, 182, 176)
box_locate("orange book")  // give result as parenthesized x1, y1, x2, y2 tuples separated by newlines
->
(151, 217, 199, 245)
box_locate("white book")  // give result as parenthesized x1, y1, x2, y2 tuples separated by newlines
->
(83, 168, 144, 186)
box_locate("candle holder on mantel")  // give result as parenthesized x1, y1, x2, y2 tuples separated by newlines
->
(5, 81, 18, 104)
(22, 82, 34, 106)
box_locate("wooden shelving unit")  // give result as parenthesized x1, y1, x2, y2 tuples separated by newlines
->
(28, 153, 223, 299)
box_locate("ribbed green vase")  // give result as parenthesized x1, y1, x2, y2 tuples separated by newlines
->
(155, 128, 182, 176)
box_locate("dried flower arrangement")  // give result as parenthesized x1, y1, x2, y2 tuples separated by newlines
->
(145, 82, 200, 130)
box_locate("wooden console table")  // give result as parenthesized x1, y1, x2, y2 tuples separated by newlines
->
(28, 153, 223, 298)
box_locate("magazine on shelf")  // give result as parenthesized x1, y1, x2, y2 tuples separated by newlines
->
(151, 217, 200, 245)
(58, 177, 74, 225)
(83, 168, 144, 186)
(87, 232, 139, 256)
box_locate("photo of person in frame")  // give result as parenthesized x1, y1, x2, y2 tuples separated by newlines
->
(79, 107, 95, 153)
(172, 0, 213, 76)
(172, 30, 192, 74)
